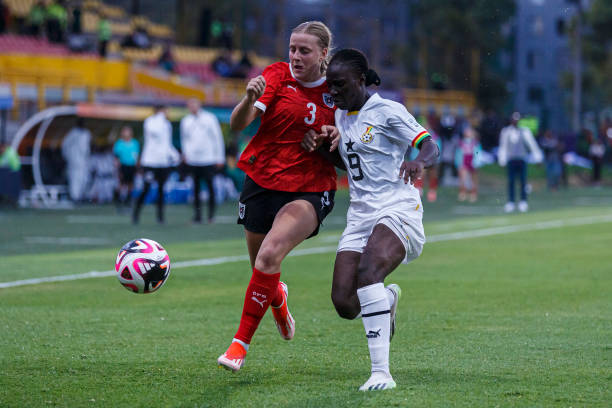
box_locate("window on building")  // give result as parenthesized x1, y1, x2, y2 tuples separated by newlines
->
(556, 19, 566, 36)
(528, 86, 544, 102)
(527, 51, 535, 70)
(532, 16, 544, 36)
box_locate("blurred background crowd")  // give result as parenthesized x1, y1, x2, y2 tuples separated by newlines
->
(0, 0, 610, 214)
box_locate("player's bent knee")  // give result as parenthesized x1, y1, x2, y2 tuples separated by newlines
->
(331, 294, 360, 320)
(254, 243, 284, 272)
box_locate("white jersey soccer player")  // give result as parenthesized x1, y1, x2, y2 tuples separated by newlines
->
(302, 48, 439, 391)
(335, 92, 428, 263)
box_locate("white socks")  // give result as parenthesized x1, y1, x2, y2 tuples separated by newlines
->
(232, 338, 249, 351)
(357, 283, 391, 375)
(353, 287, 395, 320)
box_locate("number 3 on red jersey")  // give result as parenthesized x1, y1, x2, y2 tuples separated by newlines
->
(304, 102, 316, 125)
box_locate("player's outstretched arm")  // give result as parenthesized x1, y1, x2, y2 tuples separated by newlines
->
(399, 137, 439, 184)
(230, 76, 266, 131)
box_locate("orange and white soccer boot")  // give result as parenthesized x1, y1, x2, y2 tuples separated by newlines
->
(217, 341, 247, 372)
(271, 281, 295, 340)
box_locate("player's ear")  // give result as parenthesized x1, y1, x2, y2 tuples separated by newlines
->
(320, 47, 328, 62)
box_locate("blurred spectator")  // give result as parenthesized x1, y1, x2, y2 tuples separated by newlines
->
(601, 116, 612, 150)
(97, 13, 111, 57)
(122, 25, 151, 49)
(221, 20, 234, 49)
(158, 45, 176, 73)
(540, 130, 562, 190)
(0, 140, 21, 205)
(27, 1, 45, 37)
(88, 145, 116, 203)
(0, 140, 20, 171)
(0, 0, 9, 34)
(456, 126, 482, 202)
(133, 105, 179, 224)
(180, 98, 225, 223)
(479, 109, 502, 151)
(438, 113, 459, 186)
(113, 126, 139, 211)
(229, 52, 252, 78)
(46, 0, 67, 43)
(413, 115, 440, 202)
(224, 142, 244, 192)
(498, 112, 543, 213)
(67, 3, 87, 53)
(212, 50, 233, 77)
(71, 4, 81, 34)
(61, 118, 91, 202)
(588, 136, 606, 186)
(426, 108, 441, 136)
(210, 18, 222, 46)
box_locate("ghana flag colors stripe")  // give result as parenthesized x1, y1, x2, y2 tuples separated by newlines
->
(412, 130, 430, 148)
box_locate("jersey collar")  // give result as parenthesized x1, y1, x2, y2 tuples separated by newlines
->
(345, 93, 381, 116)
(289, 63, 326, 88)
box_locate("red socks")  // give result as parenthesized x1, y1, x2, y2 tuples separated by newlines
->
(234, 267, 282, 344)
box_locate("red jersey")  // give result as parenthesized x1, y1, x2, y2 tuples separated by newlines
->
(237, 62, 337, 192)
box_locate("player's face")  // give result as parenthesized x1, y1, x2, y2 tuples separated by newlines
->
(289, 33, 326, 82)
(326, 62, 366, 111)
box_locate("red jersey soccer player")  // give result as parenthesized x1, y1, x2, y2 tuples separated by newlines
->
(217, 21, 338, 371)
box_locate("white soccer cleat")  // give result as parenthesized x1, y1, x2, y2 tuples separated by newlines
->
(518, 200, 528, 213)
(386, 284, 401, 342)
(217, 341, 247, 372)
(504, 202, 516, 213)
(359, 371, 397, 391)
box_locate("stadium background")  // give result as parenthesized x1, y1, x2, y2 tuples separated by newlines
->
(0, 0, 610, 407)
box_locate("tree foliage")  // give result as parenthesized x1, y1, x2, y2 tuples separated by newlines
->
(411, 0, 515, 109)
(581, 0, 612, 109)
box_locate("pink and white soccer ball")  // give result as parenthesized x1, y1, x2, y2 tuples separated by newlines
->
(115, 238, 171, 294)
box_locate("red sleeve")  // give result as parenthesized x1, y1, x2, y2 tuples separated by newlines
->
(253, 63, 284, 113)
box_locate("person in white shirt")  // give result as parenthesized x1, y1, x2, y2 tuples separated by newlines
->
(133, 105, 179, 224)
(302, 48, 439, 392)
(62, 118, 91, 202)
(180, 98, 225, 223)
(497, 112, 543, 213)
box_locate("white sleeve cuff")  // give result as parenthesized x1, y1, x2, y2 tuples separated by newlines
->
(253, 100, 266, 112)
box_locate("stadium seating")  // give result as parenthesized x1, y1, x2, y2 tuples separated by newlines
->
(3, 0, 36, 18)
(0, 34, 70, 56)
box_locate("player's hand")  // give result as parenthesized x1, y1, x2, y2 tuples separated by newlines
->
(321, 125, 340, 151)
(399, 159, 425, 184)
(246, 75, 266, 103)
(301, 129, 323, 152)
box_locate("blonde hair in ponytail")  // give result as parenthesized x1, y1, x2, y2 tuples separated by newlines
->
(291, 21, 333, 74)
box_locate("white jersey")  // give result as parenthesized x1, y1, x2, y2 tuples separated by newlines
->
(335, 93, 430, 220)
(140, 112, 179, 168)
(180, 110, 225, 166)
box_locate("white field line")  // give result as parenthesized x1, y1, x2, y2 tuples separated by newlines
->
(24, 237, 111, 245)
(2, 214, 611, 290)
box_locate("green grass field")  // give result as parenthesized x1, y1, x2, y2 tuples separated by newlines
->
(1, 185, 611, 407)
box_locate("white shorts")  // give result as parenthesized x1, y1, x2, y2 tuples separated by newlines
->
(337, 211, 425, 264)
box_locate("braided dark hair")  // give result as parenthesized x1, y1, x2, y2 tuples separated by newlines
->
(329, 48, 381, 86)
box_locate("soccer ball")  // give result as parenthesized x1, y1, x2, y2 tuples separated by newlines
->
(115, 238, 171, 294)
